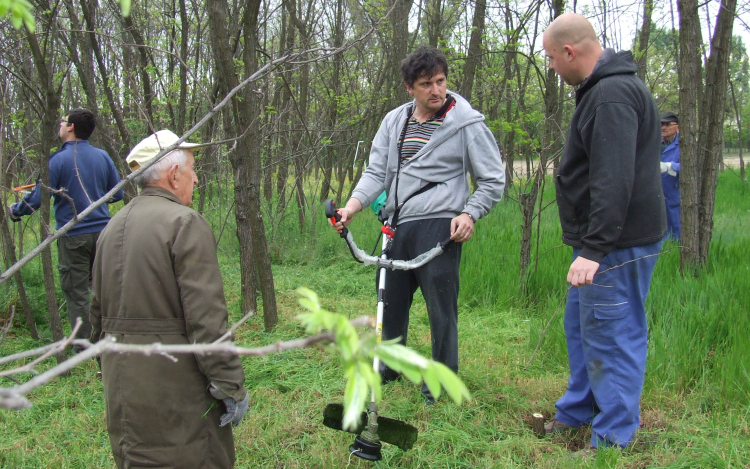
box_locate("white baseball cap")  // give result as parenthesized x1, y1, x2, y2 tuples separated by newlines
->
(126, 130, 206, 172)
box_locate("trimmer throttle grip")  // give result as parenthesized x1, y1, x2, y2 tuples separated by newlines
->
(324, 199, 349, 238)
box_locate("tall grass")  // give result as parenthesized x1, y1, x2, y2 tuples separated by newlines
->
(1, 172, 749, 467)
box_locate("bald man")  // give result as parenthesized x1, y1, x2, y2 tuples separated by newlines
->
(542, 14, 666, 451)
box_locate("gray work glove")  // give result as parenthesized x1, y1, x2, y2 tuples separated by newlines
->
(660, 162, 669, 174)
(7, 206, 21, 223)
(220, 392, 249, 428)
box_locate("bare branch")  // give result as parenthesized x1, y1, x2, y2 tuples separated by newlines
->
(0, 315, 374, 410)
(214, 309, 256, 343)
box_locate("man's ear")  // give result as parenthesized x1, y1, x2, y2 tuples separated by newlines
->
(563, 44, 575, 61)
(167, 164, 180, 188)
(405, 82, 413, 96)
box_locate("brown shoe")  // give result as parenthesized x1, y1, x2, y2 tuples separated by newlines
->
(544, 418, 574, 434)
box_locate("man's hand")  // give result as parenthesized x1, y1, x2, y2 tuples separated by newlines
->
(220, 392, 249, 428)
(330, 199, 362, 234)
(6, 206, 21, 223)
(567, 256, 600, 287)
(660, 162, 669, 174)
(450, 213, 474, 243)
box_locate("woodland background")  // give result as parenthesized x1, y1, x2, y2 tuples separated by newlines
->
(1, 0, 750, 466)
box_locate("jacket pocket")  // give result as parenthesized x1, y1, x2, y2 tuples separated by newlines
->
(555, 175, 579, 234)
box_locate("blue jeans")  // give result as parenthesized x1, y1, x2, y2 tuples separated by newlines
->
(555, 241, 661, 447)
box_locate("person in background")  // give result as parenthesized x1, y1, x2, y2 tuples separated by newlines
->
(8, 109, 123, 348)
(90, 130, 248, 468)
(660, 111, 681, 241)
(542, 13, 666, 455)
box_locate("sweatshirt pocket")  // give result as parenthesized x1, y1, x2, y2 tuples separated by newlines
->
(555, 174, 580, 234)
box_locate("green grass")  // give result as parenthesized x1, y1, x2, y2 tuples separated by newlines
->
(2, 173, 750, 467)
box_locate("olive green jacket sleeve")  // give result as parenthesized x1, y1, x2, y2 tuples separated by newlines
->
(173, 212, 247, 402)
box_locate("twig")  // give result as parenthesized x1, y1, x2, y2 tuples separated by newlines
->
(523, 247, 681, 370)
(535, 244, 565, 262)
(0, 319, 82, 379)
(0, 49, 309, 287)
(0, 315, 374, 410)
(39, 183, 77, 220)
(214, 309, 256, 343)
(523, 285, 570, 371)
(0, 342, 61, 366)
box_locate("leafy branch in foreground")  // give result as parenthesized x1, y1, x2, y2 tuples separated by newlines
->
(295, 287, 471, 431)
(0, 288, 468, 419)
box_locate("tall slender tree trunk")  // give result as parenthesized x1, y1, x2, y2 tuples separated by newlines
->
(635, 0, 653, 82)
(426, 0, 443, 47)
(729, 82, 744, 179)
(677, 0, 736, 272)
(80, 0, 137, 201)
(0, 106, 38, 339)
(24, 27, 66, 364)
(319, 0, 344, 202)
(123, 13, 156, 127)
(208, 0, 277, 330)
(696, 0, 736, 263)
(520, 0, 563, 287)
(460, 0, 486, 102)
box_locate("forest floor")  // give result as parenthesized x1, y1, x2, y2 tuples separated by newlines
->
(1, 173, 749, 468)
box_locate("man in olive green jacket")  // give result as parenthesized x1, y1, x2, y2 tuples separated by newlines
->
(90, 130, 248, 469)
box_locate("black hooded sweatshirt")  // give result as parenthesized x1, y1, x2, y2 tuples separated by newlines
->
(555, 50, 667, 263)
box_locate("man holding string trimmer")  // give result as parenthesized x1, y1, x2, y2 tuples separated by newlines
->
(330, 46, 505, 404)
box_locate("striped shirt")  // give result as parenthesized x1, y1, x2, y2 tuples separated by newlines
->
(399, 96, 456, 168)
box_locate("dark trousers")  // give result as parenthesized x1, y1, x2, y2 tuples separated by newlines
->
(555, 241, 661, 448)
(57, 232, 100, 342)
(380, 218, 461, 393)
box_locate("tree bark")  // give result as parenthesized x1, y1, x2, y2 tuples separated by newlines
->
(24, 25, 66, 364)
(123, 13, 156, 127)
(460, 0, 486, 102)
(635, 0, 653, 82)
(207, 0, 277, 330)
(0, 104, 38, 339)
(729, 81, 744, 179)
(80, 0, 137, 202)
(426, 0, 443, 47)
(677, 0, 702, 273)
(696, 0, 736, 263)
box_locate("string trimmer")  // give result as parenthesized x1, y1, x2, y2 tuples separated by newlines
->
(322, 199, 453, 461)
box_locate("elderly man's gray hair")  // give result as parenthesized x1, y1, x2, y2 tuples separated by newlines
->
(134, 149, 193, 189)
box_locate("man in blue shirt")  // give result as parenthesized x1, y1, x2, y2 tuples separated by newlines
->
(659, 111, 680, 240)
(9, 109, 123, 347)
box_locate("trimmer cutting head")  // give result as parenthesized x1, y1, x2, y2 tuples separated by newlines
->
(322, 403, 419, 453)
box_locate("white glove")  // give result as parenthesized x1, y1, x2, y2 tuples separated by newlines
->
(666, 163, 677, 177)
(660, 162, 669, 174)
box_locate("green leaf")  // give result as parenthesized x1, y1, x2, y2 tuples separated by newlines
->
(343, 364, 368, 431)
(358, 361, 380, 403)
(422, 364, 441, 400)
(433, 362, 471, 404)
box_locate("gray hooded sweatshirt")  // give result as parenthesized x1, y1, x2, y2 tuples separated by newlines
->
(352, 91, 505, 225)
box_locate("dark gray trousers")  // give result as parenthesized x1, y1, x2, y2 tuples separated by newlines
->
(57, 232, 100, 342)
(380, 218, 461, 393)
